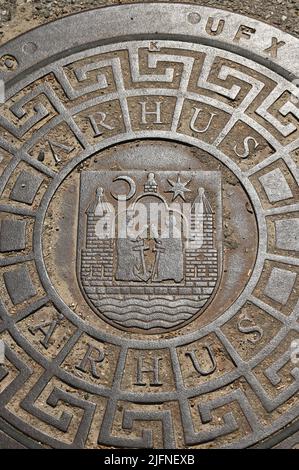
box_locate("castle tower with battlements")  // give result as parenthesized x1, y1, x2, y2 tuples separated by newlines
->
(81, 187, 114, 290)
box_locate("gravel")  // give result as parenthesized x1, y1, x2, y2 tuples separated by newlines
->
(0, 0, 298, 44)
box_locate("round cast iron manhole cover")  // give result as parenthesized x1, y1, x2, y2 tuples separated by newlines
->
(0, 3, 298, 449)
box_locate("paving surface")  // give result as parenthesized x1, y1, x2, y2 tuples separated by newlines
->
(0, 0, 298, 44)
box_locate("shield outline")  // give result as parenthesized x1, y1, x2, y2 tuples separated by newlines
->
(77, 169, 223, 333)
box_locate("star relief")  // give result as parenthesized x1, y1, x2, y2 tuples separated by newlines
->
(166, 174, 192, 201)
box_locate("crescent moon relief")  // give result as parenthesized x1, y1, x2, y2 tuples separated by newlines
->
(111, 175, 137, 201)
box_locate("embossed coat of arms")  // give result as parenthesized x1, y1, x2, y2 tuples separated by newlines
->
(77, 170, 222, 331)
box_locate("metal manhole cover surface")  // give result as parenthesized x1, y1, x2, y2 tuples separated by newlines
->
(0, 3, 298, 449)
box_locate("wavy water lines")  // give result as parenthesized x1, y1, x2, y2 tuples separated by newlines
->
(93, 297, 206, 329)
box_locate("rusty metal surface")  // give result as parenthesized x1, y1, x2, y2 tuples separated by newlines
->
(0, 3, 298, 449)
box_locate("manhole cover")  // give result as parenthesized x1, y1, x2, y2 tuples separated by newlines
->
(0, 4, 298, 449)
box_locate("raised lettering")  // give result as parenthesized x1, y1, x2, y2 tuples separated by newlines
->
(185, 345, 217, 376)
(234, 136, 259, 159)
(76, 344, 105, 378)
(190, 107, 217, 133)
(139, 101, 162, 124)
(38, 140, 74, 164)
(264, 37, 286, 58)
(237, 312, 264, 344)
(135, 356, 163, 386)
(88, 111, 114, 136)
(29, 318, 61, 349)
(234, 25, 256, 43)
(205, 17, 225, 36)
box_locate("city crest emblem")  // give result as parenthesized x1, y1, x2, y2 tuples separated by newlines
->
(78, 170, 222, 332)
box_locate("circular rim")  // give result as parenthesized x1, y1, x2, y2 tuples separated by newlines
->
(0, 3, 298, 450)
(0, 2, 298, 88)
